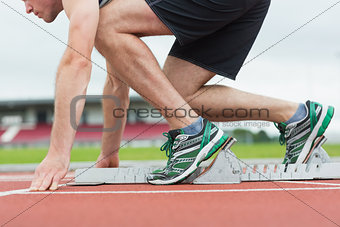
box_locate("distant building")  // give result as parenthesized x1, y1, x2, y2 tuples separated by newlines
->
(0, 95, 168, 146)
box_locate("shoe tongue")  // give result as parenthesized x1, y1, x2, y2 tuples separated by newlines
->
(168, 129, 183, 140)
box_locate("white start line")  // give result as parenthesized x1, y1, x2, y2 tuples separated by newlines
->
(276, 181, 340, 186)
(0, 174, 74, 182)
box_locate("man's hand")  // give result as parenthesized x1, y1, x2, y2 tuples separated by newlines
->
(30, 153, 69, 191)
(95, 152, 119, 168)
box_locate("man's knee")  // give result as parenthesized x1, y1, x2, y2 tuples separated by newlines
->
(95, 27, 121, 57)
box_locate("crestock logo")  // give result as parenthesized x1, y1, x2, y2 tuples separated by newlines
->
(71, 95, 270, 131)
(70, 95, 122, 132)
(112, 106, 270, 120)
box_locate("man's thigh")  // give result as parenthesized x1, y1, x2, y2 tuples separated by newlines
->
(97, 0, 172, 36)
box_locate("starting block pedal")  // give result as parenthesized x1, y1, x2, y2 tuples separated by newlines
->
(238, 136, 340, 182)
(72, 136, 340, 185)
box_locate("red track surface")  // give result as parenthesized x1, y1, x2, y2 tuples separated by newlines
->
(1, 172, 340, 227)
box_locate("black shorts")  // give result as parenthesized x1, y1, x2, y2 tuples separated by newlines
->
(145, 0, 270, 79)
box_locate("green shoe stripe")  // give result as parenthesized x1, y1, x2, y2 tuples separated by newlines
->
(200, 121, 211, 150)
(290, 143, 304, 153)
(179, 150, 200, 158)
(282, 143, 304, 164)
(290, 155, 299, 163)
(310, 102, 319, 130)
(317, 106, 335, 137)
(204, 135, 229, 161)
(291, 133, 309, 145)
(168, 172, 179, 176)
(173, 162, 192, 169)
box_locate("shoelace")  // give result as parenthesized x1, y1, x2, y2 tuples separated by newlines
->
(160, 132, 179, 165)
(274, 123, 294, 162)
(274, 122, 287, 145)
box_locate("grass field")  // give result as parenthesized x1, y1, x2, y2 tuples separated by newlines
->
(1, 143, 340, 164)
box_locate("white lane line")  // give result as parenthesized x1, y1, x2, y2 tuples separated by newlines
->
(0, 179, 74, 182)
(0, 188, 30, 197)
(0, 173, 74, 178)
(0, 175, 35, 180)
(0, 178, 74, 182)
(0, 175, 74, 181)
(277, 181, 340, 186)
(1, 187, 340, 197)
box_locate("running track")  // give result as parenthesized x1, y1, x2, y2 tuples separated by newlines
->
(1, 172, 340, 227)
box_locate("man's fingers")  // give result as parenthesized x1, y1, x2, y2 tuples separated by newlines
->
(49, 173, 64, 191)
(30, 174, 46, 191)
(29, 155, 70, 191)
(38, 173, 54, 191)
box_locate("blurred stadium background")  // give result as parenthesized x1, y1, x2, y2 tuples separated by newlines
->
(0, 93, 280, 148)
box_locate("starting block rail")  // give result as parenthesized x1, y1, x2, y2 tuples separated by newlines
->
(72, 136, 340, 185)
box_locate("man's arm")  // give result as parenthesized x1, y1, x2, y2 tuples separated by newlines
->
(30, 0, 99, 191)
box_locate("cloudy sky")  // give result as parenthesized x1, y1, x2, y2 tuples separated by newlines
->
(0, 0, 339, 141)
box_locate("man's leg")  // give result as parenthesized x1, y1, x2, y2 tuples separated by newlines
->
(95, 0, 230, 184)
(95, 0, 198, 129)
(163, 56, 334, 165)
(95, 62, 129, 168)
(163, 55, 299, 123)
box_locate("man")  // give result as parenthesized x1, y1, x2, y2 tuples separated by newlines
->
(23, 0, 334, 189)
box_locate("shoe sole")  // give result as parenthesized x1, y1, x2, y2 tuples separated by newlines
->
(302, 135, 326, 162)
(296, 105, 335, 164)
(148, 129, 226, 185)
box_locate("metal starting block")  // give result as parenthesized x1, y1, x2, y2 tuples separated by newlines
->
(72, 136, 340, 185)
